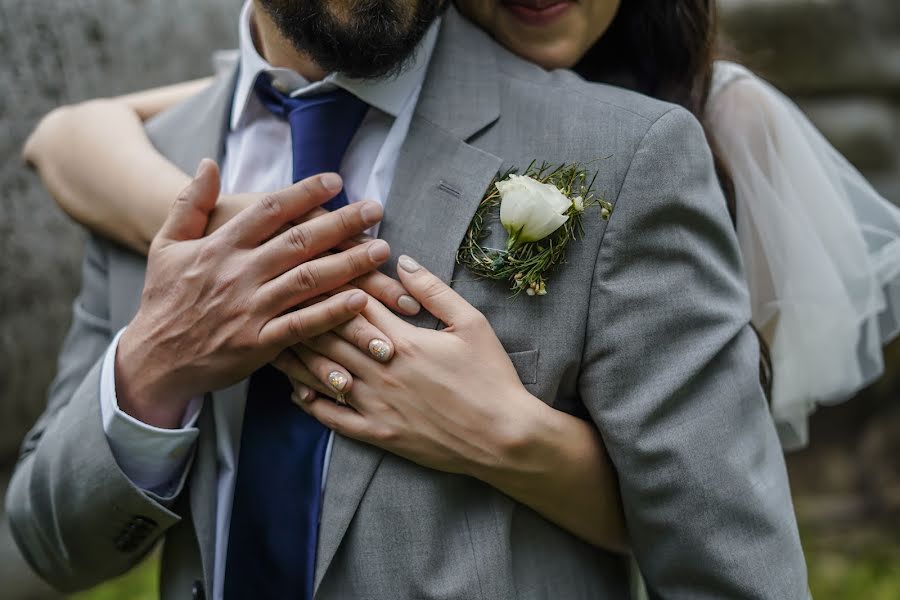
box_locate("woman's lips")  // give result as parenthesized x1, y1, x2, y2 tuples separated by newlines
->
(500, 0, 575, 27)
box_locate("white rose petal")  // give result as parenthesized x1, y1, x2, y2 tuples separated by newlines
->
(572, 196, 584, 212)
(497, 174, 570, 245)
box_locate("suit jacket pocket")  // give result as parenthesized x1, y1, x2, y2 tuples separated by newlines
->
(508, 349, 539, 385)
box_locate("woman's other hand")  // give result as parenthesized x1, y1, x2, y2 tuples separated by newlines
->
(293, 255, 546, 476)
(284, 256, 630, 553)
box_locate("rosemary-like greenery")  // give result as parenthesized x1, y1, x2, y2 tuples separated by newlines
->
(456, 161, 612, 296)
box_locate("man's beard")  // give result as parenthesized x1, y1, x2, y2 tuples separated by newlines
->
(257, 0, 446, 79)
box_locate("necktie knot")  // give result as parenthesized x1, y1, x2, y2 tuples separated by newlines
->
(253, 74, 370, 211)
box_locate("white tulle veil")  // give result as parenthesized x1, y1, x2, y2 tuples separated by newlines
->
(707, 61, 900, 449)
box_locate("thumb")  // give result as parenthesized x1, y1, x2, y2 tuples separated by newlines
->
(157, 159, 220, 243)
(396, 255, 480, 329)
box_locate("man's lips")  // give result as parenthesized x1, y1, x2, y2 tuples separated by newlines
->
(500, 0, 575, 26)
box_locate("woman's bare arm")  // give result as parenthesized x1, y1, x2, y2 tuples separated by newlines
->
(118, 77, 214, 120)
(23, 78, 213, 253)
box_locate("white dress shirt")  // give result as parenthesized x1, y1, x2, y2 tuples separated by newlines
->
(99, 2, 440, 598)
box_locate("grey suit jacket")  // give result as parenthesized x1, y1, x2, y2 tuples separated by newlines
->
(7, 8, 807, 599)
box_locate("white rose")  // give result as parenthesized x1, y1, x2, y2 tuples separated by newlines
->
(496, 175, 570, 248)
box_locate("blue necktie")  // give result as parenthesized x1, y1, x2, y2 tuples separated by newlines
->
(223, 75, 369, 600)
(254, 73, 370, 210)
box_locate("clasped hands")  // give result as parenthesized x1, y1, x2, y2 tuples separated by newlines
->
(116, 160, 546, 476)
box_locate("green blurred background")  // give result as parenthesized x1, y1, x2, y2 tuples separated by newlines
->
(2, 0, 898, 598)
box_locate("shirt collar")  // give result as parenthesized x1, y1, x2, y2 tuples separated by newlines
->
(231, 0, 440, 130)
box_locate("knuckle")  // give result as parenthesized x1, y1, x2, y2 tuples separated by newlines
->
(294, 263, 320, 292)
(172, 189, 194, 208)
(379, 370, 405, 391)
(299, 177, 317, 198)
(287, 225, 311, 255)
(421, 278, 446, 302)
(372, 424, 397, 445)
(289, 316, 309, 341)
(369, 274, 395, 300)
(345, 250, 367, 275)
(462, 310, 488, 329)
(422, 280, 447, 304)
(196, 239, 221, 264)
(260, 193, 282, 220)
(317, 409, 342, 432)
(391, 336, 417, 357)
(337, 208, 354, 234)
(347, 319, 369, 349)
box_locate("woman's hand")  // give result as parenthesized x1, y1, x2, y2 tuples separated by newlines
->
(283, 255, 546, 476)
(277, 255, 631, 553)
(272, 310, 395, 403)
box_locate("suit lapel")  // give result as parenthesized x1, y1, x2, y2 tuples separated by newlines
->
(314, 8, 503, 593)
(142, 67, 236, 593)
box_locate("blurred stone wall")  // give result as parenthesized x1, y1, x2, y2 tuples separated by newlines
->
(720, 0, 900, 200)
(0, 0, 897, 597)
(721, 0, 900, 556)
(0, 1, 240, 597)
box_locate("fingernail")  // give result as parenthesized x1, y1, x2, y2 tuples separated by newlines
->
(367, 239, 390, 261)
(368, 339, 392, 362)
(360, 202, 382, 225)
(397, 295, 421, 315)
(195, 158, 213, 178)
(398, 255, 421, 273)
(347, 291, 367, 311)
(328, 371, 349, 392)
(291, 385, 312, 405)
(321, 173, 342, 192)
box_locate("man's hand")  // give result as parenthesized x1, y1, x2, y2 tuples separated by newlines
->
(115, 160, 390, 428)
(207, 193, 422, 317)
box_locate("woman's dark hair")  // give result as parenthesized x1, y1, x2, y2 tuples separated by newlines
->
(574, 0, 773, 398)
(575, 1, 717, 118)
(574, 0, 736, 216)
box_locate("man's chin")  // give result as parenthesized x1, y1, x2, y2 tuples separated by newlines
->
(259, 0, 444, 79)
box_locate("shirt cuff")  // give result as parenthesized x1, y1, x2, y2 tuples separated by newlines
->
(100, 327, 203, 494)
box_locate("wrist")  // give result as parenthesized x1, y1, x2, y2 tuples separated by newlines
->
(115, 325, 194, 429)
(467, 389, 559, 489)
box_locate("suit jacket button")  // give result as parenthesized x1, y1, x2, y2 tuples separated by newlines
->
(192, 580, 205, 600)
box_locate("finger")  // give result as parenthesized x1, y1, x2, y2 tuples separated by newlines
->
(218, 172, 343, 246)
(322, 285, 414, 339)
(271, 350, 341, 400)
(254, 200, 384, 278)
(331, 314, 394, 362)
(292, 344, 354, 397)
(259, 289, 367, 349)
(256, 240, 390, 315)
(334, 286, 414, 336)
(396, 255, 482, 329)
(352, 270, 421, 316)
(294, 394, 371, 439)
(302, 332, 375, 378)
(157, 159, 220, 244)
(334, 232, 375, 252)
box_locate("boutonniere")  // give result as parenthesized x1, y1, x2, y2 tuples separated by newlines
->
(456, 161, 612, 296)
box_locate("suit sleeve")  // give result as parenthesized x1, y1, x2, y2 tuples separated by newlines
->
(579, 108, 808, 598)
(5, 235, 188, 593)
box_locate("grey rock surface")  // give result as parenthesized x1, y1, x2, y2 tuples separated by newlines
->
(0, 0, 897, 597)
(721, 0, 900, 203)
(0, 1, 239, 597)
